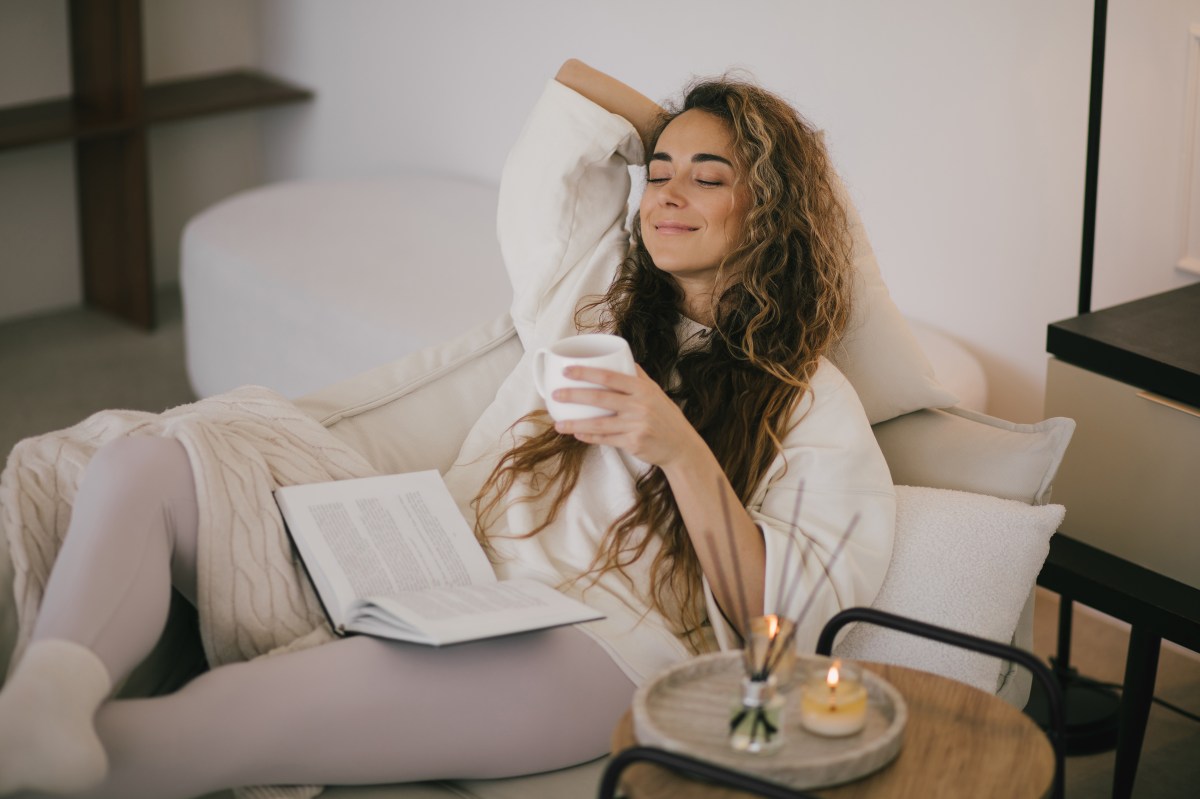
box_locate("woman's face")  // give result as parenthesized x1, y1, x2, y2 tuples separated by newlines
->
(639, 109, 751, 290)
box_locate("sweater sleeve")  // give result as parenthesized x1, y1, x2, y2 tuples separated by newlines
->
(705, 359, 896, 655)
(497, 79, 645, 351)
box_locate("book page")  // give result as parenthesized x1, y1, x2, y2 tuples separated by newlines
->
(276, 471, 496, 618)
(347, 578, 605, 645)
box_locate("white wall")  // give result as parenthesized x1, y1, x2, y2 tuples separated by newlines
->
(257, 0, 1110, 422)
(3, 0, 1196, 423)
(1093, 0, 1200, 308)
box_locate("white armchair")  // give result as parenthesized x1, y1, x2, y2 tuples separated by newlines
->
(281, 309, 1071, 799)
(0, 318, 1071, 798)
(0, 172, 1078, 799)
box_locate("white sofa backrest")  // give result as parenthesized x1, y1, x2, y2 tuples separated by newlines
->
(298, 313, 1073, 507)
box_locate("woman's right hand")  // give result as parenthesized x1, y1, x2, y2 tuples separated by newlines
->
(554, 59, 663, 153)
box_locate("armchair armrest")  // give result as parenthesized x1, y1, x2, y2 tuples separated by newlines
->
(295, 314, 523, 475)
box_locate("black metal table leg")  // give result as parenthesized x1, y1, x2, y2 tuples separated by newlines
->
(1028, 594, 1121, 755)
(1057, 596, 1074, 670)
(1111, 626, 1161, 799)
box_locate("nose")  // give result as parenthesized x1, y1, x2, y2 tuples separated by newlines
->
(657, 176, 685, 207)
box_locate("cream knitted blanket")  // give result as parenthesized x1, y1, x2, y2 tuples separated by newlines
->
(1, 386, 380, 799)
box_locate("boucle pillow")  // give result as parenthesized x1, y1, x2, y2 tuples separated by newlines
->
(826, 173, 960, 424)
(832, 485, 1064, 693)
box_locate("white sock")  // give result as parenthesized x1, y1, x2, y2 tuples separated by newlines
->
(0, 639, 112, 795)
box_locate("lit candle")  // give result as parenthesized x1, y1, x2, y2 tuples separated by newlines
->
(799, 659, 868, 737)
(748, 614, 796, 683)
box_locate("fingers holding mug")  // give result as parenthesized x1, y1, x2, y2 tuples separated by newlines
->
(533, 333, 635, 422)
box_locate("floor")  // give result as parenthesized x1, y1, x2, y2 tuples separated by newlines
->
(1, 286, 1197, 798)
(0, 287, 195, 460)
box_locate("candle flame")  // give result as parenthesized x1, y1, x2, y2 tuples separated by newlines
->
(766, 614, 779, 638)
(827, 664, 840, 688)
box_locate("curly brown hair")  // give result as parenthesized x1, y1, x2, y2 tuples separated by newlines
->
(473, 75, 855, 650)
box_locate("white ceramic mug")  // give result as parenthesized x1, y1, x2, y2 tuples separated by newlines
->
(532, 333, 636, 421)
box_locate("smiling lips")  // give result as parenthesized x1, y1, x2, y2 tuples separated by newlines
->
(654, 221, 699, 235)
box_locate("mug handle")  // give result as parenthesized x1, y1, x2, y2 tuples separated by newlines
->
(532, 348, 550, 399)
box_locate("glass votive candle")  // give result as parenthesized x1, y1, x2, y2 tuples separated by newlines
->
(747, 614, 796, 686)
(798, 658, 868, 737)
(729, 675, 786, 754)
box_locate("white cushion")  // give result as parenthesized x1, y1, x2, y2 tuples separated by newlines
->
(181, 175, 513, 399)
(873, 406, 1076, 505)
(296, 315, 523, 476)
(866, 406, 1073, 702)
(826, 175, 960, 423)
(833, 486, 1065, 693)
(907, 318, 988, 412)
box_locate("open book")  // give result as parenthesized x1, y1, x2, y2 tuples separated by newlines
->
(274, 470, 603, 646)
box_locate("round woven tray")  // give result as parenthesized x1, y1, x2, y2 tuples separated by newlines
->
(632, 651, 907, 791)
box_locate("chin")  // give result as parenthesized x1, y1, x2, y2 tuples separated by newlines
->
(651, 261, 691, 279)
(652, 258, 713, 279)
(646, 250, 692, 274)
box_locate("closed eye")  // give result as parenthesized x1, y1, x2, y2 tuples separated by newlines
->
(646, 176, 723, 186)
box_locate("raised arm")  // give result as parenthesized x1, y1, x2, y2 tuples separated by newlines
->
(552, 60, 766, 634)
(496, 61, 645, 348)
(554, 59, 663, 153)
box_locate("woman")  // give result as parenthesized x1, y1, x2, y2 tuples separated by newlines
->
(0, 60, 894, 798)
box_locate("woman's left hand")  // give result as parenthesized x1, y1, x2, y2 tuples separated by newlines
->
(558, 364, 768, 629)
(552, 365, 703, 468)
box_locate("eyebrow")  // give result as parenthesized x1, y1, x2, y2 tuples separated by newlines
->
(650, 152, 734, 167)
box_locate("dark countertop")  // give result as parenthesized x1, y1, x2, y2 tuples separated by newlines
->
(1047, 282, 1200, 406)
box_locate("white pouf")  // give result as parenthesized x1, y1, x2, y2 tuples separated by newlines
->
(182, 175, 512, 399)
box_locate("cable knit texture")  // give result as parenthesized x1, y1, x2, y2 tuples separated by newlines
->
(1, 385, 380, 799)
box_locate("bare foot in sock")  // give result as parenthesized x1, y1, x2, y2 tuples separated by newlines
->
(0, 639, 111, 795)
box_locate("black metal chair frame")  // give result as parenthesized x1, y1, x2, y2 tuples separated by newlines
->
(597, 606, 1065, 799)
(597, 746, 818, 799)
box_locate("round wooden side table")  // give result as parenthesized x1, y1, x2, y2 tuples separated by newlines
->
(610, 661, 1054, 798)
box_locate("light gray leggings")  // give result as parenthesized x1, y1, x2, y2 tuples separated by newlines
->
(30, 436, 635, 799)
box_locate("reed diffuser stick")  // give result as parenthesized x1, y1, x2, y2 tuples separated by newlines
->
(704, 528, 756, 676)
(717, 479, 754, 645)
(776, 493, 816, 632)
(771, 480, 804, 614)
(765, 513, 860, 677)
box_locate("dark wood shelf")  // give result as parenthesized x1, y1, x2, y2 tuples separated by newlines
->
(145, 69, 313, 126)
(0, 70, 312, 152)
(0, 97, 128, 151)
(1, 0, 314, 329)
